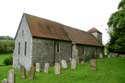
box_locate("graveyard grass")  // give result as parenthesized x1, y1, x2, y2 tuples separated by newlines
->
(0, 54, 125, 83)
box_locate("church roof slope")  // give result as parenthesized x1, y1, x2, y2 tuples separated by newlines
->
(24, 13, 101, 46)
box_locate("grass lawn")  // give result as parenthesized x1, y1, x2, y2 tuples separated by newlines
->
(0, 55, 125, 83)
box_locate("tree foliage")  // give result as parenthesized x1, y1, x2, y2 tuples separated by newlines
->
(0, 36, 14, 54)
(107, 0, 125, 53)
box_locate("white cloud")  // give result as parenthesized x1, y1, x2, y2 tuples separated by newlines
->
(0, 0, 120, 44)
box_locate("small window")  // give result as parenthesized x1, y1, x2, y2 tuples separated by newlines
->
(25, 41, 27, 56)
(18, 42, 20, 55)
(22, 30, 24, 36)
(56, 42, 60, 53)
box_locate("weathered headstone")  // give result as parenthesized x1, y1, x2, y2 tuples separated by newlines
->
(44, 63, 49, 73)
(72, 44, 79, 63)
(29, 63, 36, 80)
(71, 58, 77, 70)
(108, 55, 111, 58)
(80, 61, 85, 65)
(99, 53, 103, 58)
(54, 63, 61, 75)
(36, 63, 40, 72)
(1, 78, 8, 83)
(20, 65, 26, 79)
(8, 69, 15, 83)
(90, 59, 96, 71)
(61, 60, 67, 69)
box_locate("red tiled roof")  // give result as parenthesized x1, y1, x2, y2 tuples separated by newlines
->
(24, 13, 102, 46)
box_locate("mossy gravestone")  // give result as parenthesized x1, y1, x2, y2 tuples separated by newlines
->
(80, 61, 85, 66)
(71, 58, 77, 70)
(90, 59, 96, 71)
(29, 63, 36, 80)
(8, 69, 15, 83)
(54, 63, 61, 75)
(44, 63, 49, 73)
(1, 78, 8, 83)
(36, 63, 40, 72)
(20, 65, 26, 79)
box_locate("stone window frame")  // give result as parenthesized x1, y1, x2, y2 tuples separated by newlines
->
(24, 41, 27, 56)
(56, 42, 60, 53)
(18, 42, 20, 55)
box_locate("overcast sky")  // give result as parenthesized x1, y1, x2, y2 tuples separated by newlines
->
(0, 0, 120, 44)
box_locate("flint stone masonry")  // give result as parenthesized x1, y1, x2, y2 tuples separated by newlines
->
(36, 63, 40, 72)
(61, 60, 67, 69)
(8, 69, 15, 83)
(44, 63, 49, 73)
(71, 58, 77, 70)
(54, 63, 61, 75)
(32, 38, 72, 68)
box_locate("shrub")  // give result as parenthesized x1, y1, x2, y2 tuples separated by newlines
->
(3, 56, 13, 65)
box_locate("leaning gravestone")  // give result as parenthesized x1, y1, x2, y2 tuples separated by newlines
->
(90, 59, 96, 71)
(44, 63, 49, 73)
(8, 69, 15, 83)
(36, 63, 40, 72)
(61, 60, 67, 69)
(1, 78, 8, 83)
(29, 63, 36, 80)
(54, 63, 61, 75)
(20, 65, 26, 79)
(71, 58, 77, 70)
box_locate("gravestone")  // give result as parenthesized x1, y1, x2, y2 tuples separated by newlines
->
(1, 78, 8, 83)
(20, 65, 26, 79)
(61, 60, 67, 69)
(72, 44, 79, 63)
(90, 59, 96, 71)
(108, 55, 111, 58)
(71, 58, 76, 70)
(36, 63, 40, 72)
(54, 63, 61, 75)
(99, 53, 103, 58)
(80, 61, 85, 65)
(8, 69, 15, 83)
(44, 63, 49, 73)
(29, 63, 36, 80)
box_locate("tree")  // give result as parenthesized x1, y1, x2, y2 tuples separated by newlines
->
(107, 0, 125, 54)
